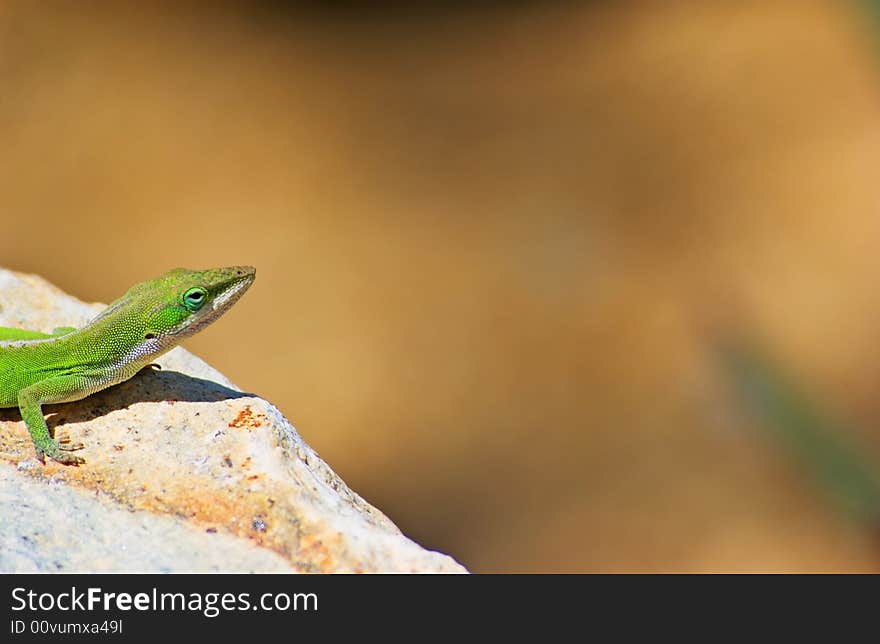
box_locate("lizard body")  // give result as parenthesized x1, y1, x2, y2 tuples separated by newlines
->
(0, 266, 255, 464)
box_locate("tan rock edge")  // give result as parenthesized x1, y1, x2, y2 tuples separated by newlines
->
(0, 268, 465, 573)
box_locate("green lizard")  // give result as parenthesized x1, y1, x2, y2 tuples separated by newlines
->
(0, 266, 255, 465)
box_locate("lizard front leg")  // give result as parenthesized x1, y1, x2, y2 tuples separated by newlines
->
(18, 376, 90, 465)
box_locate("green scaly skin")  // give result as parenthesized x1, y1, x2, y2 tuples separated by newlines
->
(0, 266, 256, 465)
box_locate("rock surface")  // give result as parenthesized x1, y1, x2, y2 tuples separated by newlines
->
(0, 268, 465, 573)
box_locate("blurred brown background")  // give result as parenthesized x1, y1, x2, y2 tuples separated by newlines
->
(5, 0, 880, 571)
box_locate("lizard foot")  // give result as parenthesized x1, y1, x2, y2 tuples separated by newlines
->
(53, 451, 86, 465)
(37, 438, 86, 466)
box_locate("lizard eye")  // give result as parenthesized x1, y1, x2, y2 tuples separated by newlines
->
(182, 287, 208, 312)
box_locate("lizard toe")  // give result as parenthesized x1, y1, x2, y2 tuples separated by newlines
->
(52, 451, 86, 466)
(57, 432, 84, 451)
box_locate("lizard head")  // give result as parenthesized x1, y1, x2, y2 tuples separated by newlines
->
(134, 266, 256, 344)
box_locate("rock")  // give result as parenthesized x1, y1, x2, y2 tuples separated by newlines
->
(0, 268, 465, 573)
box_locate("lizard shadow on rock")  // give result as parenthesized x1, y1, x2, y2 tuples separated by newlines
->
(0, 369, 255, 432)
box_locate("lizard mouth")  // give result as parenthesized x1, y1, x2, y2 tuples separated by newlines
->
(211, 276, 252, 313)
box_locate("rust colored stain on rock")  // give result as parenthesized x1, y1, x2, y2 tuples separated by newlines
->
(228, 406, 266, 430)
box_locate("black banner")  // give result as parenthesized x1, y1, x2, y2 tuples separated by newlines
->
(1, 573, 590, 638)
(2, 572, 849, 638)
